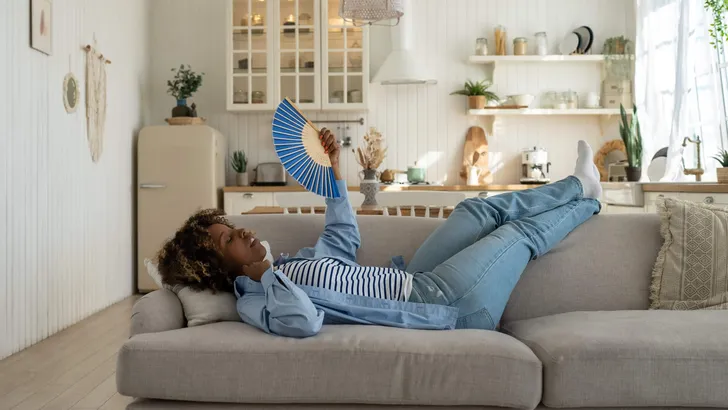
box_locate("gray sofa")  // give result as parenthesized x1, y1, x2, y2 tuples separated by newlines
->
(118, 214, 728, 409)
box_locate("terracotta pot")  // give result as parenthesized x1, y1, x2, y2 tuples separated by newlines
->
(625, 166, 642, 182)
(468, 96, 486, 110)
(718, 167, 728, 184)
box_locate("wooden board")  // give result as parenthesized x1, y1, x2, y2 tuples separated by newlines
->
(460, 126, 492, 184)
(165, 117, 206, 126)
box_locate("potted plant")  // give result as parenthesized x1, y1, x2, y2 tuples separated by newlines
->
(355, 127, 387, 207)
(713, 149, 728, 183)
(451, 80, 500, 110)
(706, 0, 727, 49)
(619, 103, 643, 181)
(603, 36, 631, 55)
(167, 64, 205, 117)
(232, 150, 248, 186)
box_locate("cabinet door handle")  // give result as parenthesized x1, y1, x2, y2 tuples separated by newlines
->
(705, 196, 715, 204)
(657, 194, 665, 199)
(139, 184, 166, 189)
(243, 193, 254, 199)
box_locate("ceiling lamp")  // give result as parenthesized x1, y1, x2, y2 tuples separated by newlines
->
(339, 0, 404, 26)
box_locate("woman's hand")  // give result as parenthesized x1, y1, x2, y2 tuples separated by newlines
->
(319, 128, 342, 180)
(242, 260, 271, 282)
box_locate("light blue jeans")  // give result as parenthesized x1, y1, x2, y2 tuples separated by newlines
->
(406, 176, 600, 330)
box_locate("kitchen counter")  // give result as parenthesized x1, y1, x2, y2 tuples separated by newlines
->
(641, 182, 728, 193)
(223, 184, 533, 193)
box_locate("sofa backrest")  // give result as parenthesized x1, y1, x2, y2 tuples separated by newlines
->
(228, 213, 662, 322)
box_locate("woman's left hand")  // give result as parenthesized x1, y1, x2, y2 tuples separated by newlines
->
(320, 128, 342, 179)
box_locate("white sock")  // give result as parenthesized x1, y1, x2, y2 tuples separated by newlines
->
(573, 140, 602, 199)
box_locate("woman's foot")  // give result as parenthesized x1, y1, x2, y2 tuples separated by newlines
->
(573, 140, 602, 199)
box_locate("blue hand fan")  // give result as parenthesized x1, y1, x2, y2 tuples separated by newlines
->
(272, 98, 341, 198)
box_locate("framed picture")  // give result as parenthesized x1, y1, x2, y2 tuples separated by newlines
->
(30, 0, 52, 55)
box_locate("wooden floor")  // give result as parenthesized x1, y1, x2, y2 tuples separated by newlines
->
(0, 296, 140, 410)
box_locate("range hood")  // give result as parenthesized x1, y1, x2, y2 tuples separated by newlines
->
(372, 0, 436, 85)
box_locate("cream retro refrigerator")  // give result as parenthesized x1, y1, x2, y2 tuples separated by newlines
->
(137, 125, 226, 292)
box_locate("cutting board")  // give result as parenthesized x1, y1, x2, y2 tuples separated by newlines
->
(460, 126, 491, 184)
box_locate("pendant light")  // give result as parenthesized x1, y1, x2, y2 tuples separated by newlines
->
(339, 0, 404, 26)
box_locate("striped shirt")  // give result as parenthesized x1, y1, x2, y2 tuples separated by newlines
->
(277, 258, 413, 302)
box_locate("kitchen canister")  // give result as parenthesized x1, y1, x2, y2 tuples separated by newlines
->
(535, 32, 548, 56)
(475, 38, 489, 56)
(513, 37, 528, 56)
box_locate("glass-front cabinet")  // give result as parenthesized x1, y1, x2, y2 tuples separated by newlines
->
(227, 0, 368, 111)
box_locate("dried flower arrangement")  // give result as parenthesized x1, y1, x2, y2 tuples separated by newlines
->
(356, 127, 387, 170)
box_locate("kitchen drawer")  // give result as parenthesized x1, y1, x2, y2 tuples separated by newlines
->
(678, 193, 728, 205)
(224, 192, 274, 214)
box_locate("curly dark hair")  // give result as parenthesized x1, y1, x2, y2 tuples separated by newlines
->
(157, 208, 235, 293)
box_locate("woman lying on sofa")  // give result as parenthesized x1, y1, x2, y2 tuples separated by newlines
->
(157, 130, 602, 337)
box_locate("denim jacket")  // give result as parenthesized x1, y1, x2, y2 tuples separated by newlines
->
(233, 180, 459, 338)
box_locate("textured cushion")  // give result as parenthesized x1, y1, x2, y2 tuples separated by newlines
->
(503, 214, 662, 322)
(131, 290, 185, 337)
(503, 310, 728, 408)
(173, 287, 241, 327)
(117, 322, 542, 409)
(651, 197, 728, 309)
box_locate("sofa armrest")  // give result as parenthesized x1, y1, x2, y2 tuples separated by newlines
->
(131, 289, 185, 337)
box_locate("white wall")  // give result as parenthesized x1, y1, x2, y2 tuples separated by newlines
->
(0, 0, 149, 359)
(150, 0, 634, 186)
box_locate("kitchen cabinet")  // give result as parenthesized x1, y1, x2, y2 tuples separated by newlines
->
(224, 192, 275, 214)
(227, 0, 369, 112)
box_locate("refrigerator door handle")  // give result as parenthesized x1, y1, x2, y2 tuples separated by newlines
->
(139, 183, 167, 189)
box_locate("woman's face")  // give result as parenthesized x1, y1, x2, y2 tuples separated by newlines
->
(208, 224, 266, 273)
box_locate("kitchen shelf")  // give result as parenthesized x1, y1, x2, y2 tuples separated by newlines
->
(468, 55, 634, 63)
(468, 108, 621, 116)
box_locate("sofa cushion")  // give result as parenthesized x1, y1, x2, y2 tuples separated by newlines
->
(503, 310, 728, 408)
(117, 322, 542, 409)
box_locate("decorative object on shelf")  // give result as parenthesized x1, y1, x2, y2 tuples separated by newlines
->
(706, 0, 727, 49)
(30, 0, 52, 55)
(475, 38, 489, 56)
(494, 25, 507, 55)
(252, 91, 265, 104)
(339, 0, 404, 26)
(165, 117, 206, 126)
(520, 147, 551, 184)
(506, 94, 534, 107)
(190, 103, 198, 118)
(234, 89, 248, 104)
(451, 80, 500, 110)
(559, 32, 581, 55)
(232, 150, 249, 186)
(535, 32, 548, 56)
(619, 103, 643, 182)
(348, 89, 363, 103)
(63, 72, 80, 113)
(594, 139, 627, 181)
(272, 98, 341, 198)
(407, 162, 425, 184)
(585, 91, 600, 108)
(712, 149, 728, 183)
(167, 64, 204, 118)
(513, 37, 528, 56)
(682, 134, 704, 181)
(603, 36, 631, 55)
(83, 43, 109, 163)
(356, 127, 387, 207)
(573, 26, 594, 54)
(563, 90, 578, 109)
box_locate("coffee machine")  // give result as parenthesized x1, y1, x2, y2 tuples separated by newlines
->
(520, 147, 551, 184)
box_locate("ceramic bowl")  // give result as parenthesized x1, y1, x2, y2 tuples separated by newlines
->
(508, 94, 535, 107)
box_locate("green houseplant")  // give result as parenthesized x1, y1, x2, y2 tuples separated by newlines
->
(167, 65, 205, 118)
(713, 149, 728, 183)
(231, 150, 248, 186)
(706, 0, 728, 50)
(619, 103, 643, 181)
(451, 80, 500, 110)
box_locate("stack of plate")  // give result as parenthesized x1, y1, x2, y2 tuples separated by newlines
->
(559, 26, 594, 55)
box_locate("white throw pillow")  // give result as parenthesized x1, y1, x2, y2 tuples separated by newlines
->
(143, 241, 275, 327)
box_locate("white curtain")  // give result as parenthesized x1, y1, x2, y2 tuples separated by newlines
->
(635, 0, 725, 181)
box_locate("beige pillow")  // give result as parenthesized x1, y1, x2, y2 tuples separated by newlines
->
(651, 197, 728, 310)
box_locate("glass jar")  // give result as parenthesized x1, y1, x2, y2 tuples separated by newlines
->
(495, 26, 507, 56)
(513, 37, 528, 56)
(475, 38, 489, 56)
(252, 91, 265, 104)
(535, 32, 548, 56)
(234, 89, 247, 104)
(563, 90, 578, 109)
(542, 91, 558, 108)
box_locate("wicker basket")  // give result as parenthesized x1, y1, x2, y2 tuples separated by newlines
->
(165, 117, 206, 126)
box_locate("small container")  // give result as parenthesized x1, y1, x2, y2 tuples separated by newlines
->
(234, 89, 247, 104)
(535, 32, 548, 56)
(554, 94, 568, 110)
(475, 38, 489, 56)
(495, 26, 507, 56)
(252, 91, 265, 104)
(563, 90, 578, 109)
(513, 37, 528, 56)
(542, 91, 558, 108)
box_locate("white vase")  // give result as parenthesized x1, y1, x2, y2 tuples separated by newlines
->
(236, 172, 248, 186)
(466, 166, 481, 186)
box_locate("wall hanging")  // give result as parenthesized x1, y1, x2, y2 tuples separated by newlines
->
(30, 0, 53, 55)
(63, 73, 79, 113)
(83, 43, 110, 162)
